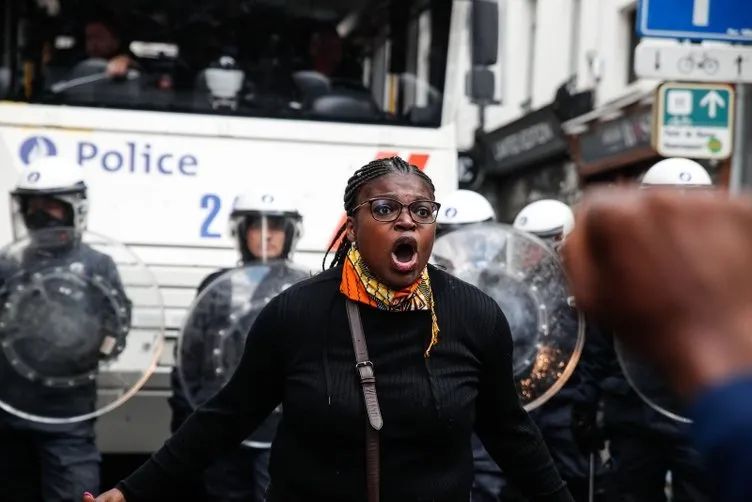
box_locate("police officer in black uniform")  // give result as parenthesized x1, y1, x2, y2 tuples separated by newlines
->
(434, 195, 601, 502)
(572, 159, 712, 502)
(509, 199, 610, 502)
(0, 157, 131, 502)
(169, 190, 310, 502)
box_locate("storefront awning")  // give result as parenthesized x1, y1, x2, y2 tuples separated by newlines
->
(562, 83, 658, 134)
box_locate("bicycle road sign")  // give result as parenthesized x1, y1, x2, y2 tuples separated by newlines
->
(634, 40, 752, 83)
(653, 82, 735, 160)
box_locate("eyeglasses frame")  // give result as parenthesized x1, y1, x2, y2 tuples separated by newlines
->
(350, 196, 442, 224)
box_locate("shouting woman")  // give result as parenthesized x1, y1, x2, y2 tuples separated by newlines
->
(86, 156, 573, 502)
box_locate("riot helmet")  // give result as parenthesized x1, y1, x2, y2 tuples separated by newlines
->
(640, 158, 713, 188)
(10, 157, 89, 246)
(513, 199, 574, 251)
(228, 191, 303, 263)
(436, 189, 496, 237)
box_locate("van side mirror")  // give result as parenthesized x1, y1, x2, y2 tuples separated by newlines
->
(471, 0, 499, 66)
(465, 68, 495, 102)
(466, 0, 499, 105)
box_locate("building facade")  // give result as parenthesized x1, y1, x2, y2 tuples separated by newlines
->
(456, 0, 649, 152)
(454, 0, 735, 217)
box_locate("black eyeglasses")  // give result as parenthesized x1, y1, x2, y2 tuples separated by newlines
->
(351, 197, 441, 224)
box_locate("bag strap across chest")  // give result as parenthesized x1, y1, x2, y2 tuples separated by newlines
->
(345, 299, 383, 502)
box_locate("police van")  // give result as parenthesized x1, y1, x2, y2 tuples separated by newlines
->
(0, 0, 498, 458)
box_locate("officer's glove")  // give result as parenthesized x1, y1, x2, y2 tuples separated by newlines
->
(571, 402, 605, 454)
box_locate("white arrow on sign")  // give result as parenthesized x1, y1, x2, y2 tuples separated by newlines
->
(693, 0, 710, 27)
(700, 90, 725, 118)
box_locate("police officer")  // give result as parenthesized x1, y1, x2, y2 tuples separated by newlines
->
(511, 199, 611, 502)
(0, 157, 132, 502)
(512, 199, 574, 250)
(435, 189, 504, 502)
(572, 158, 712, 502)
(169, 190, 310, 502)
(435, 189, 496, 238)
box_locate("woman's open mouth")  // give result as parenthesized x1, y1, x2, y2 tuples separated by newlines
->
(390, 236, 419, 273)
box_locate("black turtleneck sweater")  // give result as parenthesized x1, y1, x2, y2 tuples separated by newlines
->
(118, 265, 572, 502)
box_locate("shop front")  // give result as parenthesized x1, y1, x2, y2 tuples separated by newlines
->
(474, 103, 582, 222)
(563, 89, 729, 188)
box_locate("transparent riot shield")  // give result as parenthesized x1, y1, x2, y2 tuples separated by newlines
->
(614, 338, 691, 423)
(432, 222, 585, 411)
(0, 228, 164, 423)
(176, 261, 311, 442)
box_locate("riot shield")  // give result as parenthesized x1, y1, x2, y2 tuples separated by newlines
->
(614, 338, 691, 423)
(432, 222, 585, 411)
(0, 228, 164, 424)
(176, 262, 310, 412)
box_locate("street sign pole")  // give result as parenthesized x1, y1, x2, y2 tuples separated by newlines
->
(730, 84, 752, 193)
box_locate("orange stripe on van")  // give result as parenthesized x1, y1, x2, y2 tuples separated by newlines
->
(325, 152, 430, 256)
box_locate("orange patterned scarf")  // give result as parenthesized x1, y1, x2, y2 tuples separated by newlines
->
(340, 246, 440, 357)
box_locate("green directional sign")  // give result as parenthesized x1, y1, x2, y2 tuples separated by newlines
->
(654, 82, 735, 160)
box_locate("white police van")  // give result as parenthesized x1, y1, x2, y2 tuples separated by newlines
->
(0, 0, 498, 460)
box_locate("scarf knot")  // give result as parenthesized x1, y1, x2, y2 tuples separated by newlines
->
(339, 246, 440, 357)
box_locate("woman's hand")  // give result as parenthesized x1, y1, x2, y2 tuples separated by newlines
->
(83, 489, 126, 502)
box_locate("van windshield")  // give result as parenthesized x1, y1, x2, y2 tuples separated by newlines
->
(1, 0, 452, 128)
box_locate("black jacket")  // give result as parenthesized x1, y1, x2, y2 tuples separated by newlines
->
(121, 265, 574, 502)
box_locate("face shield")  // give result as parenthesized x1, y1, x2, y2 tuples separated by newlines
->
(431, 222, 586, 411)
(528, 226, 566, 256)
(10, 193, 78, 250)
(436, 223, 462, 239)
(236, 212, 301, 263)
(436, 217, 495, 239)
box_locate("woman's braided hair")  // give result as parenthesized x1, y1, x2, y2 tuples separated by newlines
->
(322, 156, 436, 270)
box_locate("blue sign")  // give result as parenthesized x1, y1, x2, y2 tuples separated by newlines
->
(637, 0, 752, 43)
